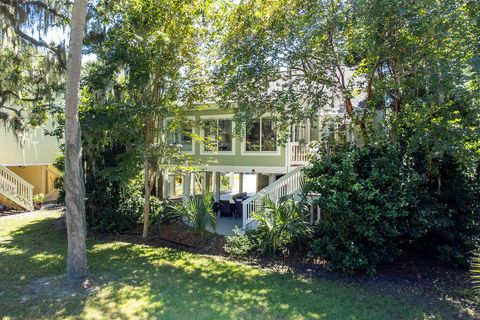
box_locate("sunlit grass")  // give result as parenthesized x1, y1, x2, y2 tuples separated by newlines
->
(0, 211, 455, 319)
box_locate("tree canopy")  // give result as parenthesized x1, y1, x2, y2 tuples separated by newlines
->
(215, 0, 480, 140)
(0, 0, 70, 128)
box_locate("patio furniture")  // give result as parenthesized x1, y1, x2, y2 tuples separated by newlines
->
(219, 200, 235, 217)
(234, 198, 243, 219)
(213, 202, 221, 217)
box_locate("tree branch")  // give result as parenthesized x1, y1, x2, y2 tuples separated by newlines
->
(0, 1, 67, 69)
(0, 0, 68, 20)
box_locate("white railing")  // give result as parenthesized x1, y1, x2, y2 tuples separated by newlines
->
(290, 142, 310, 166)
(242, 166, 304, 228)
(0, 165, 34, 211)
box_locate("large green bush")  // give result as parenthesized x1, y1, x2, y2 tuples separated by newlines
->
(306, 142, 433, 274)
(412, 156, 480, 265)
(305, 139, 480, 274)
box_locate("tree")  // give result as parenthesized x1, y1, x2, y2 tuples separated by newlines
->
(64, 0, 88, 282)
(0, 1, 69, 129)
(81, 0, 209, 238)
(214, 0, 358, 135)
(215, 0, 479, 139)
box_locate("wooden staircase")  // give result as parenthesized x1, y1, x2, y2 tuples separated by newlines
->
(0, 165, 34, 211)
(242, 166, 305, 229)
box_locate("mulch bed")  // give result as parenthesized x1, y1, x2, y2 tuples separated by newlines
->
(91, 221, 227, 256)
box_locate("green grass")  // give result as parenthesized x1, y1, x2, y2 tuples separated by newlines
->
(0, 211, 454, 319)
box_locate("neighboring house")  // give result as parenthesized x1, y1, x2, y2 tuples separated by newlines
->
(163, 105, 354, 232)
(0, 120, 61, 211)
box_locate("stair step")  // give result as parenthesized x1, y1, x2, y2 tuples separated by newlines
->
(0, 165, 34, 211)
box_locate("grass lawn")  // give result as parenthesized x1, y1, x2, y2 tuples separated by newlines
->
(0, 211, 464, 319)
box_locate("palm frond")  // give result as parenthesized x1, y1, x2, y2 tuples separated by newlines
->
(178, 192, 216, 235)
(251, 195, 312, 255)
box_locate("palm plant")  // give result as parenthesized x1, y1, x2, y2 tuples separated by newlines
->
(177, 193, 216, 235)
(252, 196, 311, 255)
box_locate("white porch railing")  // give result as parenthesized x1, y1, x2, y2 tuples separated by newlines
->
(0, 165, 34, 211)
(290, 142, 310, 166)
(242, 166, 304, 228)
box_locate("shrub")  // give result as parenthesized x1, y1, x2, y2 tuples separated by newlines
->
(413, 156, 480, 266)
(150, 198, 180, 231)
(86, 179, 143, 232)
(176, 193, 216, 235)
(252, 196, 312, 255)
(85, 176, 175, 233)
(33, 193, 45, 204)
(225, 227, 255, 258)
(306, 142, 435, 274)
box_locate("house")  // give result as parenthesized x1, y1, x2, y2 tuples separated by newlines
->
(162, 105, 353, 232)
(0, 120, 61, 211)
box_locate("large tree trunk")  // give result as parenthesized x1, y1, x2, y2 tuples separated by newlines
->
(64, 0, 89, 283)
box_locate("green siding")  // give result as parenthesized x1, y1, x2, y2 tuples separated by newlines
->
(183, 108, 286, 169)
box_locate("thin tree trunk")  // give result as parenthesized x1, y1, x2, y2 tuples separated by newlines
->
(64, 0, 88, 282)
(143, 160, 152, 239)
(142, 117, 154, 239)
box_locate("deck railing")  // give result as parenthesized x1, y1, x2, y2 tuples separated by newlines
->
(290, 142, 310, 166)
(0, 165, 34, 211)
(242, 166, 304, 228)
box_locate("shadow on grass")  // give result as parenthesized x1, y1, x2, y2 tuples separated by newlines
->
(0, 214, 459, 320)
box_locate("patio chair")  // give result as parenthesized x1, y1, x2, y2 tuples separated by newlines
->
(219, 201, 234, 217)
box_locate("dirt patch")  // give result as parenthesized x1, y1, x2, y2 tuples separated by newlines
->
(21, 273, 119, 303)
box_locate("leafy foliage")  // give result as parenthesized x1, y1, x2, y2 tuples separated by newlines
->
(176, 193, 216, 236)
(224, 227, 255, 258)
(33, 193, 45, 204)
(251, 196, 312, 255)
(0, 1, 68, 129)
(306, 138, 480, 274)
(81, 0, 211, 236)
(85, 174, 176, 233)
(306, 142, 429, 274)
(215, 0, 480, 140)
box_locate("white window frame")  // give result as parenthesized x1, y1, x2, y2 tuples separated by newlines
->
(241, 117, 281, 156)
(199, 114, 236, 155)
(319, 114, 352, 143)
(290, 121, 311, 143)
(164, 116, 196, 155)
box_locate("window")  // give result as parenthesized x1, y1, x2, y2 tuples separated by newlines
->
(245, 117, 277, 152)
(201, 118, 233, 152)
(321, 118, 351, 143)
(166, 120, 193, 153)
(324, 121, 336, 141)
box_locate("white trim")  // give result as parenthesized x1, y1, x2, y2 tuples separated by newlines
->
(1, 162, 53, 167)
(164, 116, 196, 155)
(199, 114, 236, 156)
(198, 165, 288, 174)
(241, 116, 281, 156)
